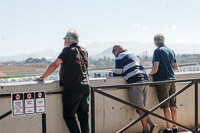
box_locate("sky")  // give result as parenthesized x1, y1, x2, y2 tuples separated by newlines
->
(1, 0, 200, 57)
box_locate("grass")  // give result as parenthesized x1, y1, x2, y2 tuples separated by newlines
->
(0, 75, 33, 79)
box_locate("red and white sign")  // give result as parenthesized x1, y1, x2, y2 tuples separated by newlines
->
(27, 93, 32, 99)
(37, 92, 42, 98)
(12, 93, 24, 116)
(15, 94, 21, 100)
(11, 91, 46, 116)
(24, 92, 35, 114)
(35, 91, 46, 113)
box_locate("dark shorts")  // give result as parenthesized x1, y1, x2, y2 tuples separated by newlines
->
(156, 83, 177, 108)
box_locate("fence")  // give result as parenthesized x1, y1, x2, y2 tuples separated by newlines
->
(91, 78, 200, 133)
(1, 78, 200, 132)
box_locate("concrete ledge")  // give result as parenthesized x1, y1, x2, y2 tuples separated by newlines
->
(0, 72, 200, 133)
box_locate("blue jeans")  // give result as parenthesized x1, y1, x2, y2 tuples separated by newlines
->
(62, 84, 90, 133)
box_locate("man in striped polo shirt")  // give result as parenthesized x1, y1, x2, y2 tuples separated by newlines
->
(111, 45, 159, 133)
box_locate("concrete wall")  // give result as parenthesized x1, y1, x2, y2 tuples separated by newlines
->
(0, 72, 200, 133)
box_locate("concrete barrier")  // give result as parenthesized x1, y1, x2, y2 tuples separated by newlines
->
(0, 72, 200, 133)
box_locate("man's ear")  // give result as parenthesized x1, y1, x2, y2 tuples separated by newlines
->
(119, 47, 123, 51)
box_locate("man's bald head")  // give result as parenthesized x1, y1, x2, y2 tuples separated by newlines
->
(112, 45, 124, 56)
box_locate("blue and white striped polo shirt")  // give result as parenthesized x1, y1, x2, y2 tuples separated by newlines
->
(113, 50, 148, 83)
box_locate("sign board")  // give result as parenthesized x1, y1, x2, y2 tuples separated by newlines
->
(12, 93, 24, 116)
(35, 91, 46, 113)
(11, 91, 46, 116)
(24, 92, 35, 114)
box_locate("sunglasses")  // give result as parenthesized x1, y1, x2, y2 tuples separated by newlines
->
(112, 49, 117, 53)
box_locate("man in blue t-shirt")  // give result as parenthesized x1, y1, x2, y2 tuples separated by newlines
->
(149, 34, 178, 133)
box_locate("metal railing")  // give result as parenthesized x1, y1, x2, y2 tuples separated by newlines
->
(90, 78, 200, 133)
(0, 91, 63, 133)
(1, 78, 199, 133)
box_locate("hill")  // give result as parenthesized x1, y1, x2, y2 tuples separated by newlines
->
(0, 41, 199, 62)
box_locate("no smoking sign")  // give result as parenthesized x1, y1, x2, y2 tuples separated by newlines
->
(35, 91, 46, 113)
(24, 92, 35, 114)
(12, 93, 24, 116)
(37, 92, 43, 98)
(27, 93, 32, 99)
(15, 94, 21, 100)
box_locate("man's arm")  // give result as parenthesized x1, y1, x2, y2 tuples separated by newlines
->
(174, 62, 178, 71)
(113, 68, 123, 76)
(35, 58, 63, 81)
(149, 62, 159, 75)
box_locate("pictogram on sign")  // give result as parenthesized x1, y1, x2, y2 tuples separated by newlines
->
(27, 93, 32, 99)
(15, 94, 21, 100)
(38, 92, 43, 98)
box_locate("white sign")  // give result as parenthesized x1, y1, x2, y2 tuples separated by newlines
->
(12, 93, 24, 116)
(24, 92, 35, 114)
(35, 91, 46, 113)
(12, 91, 46, 116)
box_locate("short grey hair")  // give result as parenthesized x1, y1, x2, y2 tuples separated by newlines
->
(154, 33, 165, 45)
(64, 29, 79, 44)
(113, 45, 123, 50)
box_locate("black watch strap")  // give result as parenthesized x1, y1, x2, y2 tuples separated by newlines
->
(39, 76, 43, 81)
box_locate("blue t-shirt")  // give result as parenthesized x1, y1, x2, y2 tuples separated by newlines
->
(153, 46, 177, 81)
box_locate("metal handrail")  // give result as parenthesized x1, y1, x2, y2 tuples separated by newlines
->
(0, 110, 12, 120)
(91, 78, 200, 133)
(1, 79, 199, 132)
(91, 78, 200, 88)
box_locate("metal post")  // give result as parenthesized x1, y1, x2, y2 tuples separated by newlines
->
(195, 82, 199, 133)
(42, 113, 46, 133)
(91, 87, 95, 133)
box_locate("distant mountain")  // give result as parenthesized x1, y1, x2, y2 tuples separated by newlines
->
(91, 47, 113, 59)
(87, 41, 155, 59)
(86, 41, 200, 59)
(86, 42, 116, 56)
(86, 41, 155, 55)
(1, 41, 199, 62)
(0, 49, 59, 62)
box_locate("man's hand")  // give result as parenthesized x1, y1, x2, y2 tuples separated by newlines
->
(34, 77, 43, 82)
(108, 70, 113, 77)
(148, 72, 153, 76)
(34, 78, 40, 81)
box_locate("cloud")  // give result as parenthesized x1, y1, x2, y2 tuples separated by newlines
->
(166, 24, 177, 31)
(134, 23, 149, 31)
(171, 24, 177, 30)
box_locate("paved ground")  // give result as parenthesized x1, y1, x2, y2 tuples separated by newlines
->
(157, 128, 199, 133)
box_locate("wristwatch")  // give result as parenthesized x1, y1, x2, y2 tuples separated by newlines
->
(39, 76, 43, 81)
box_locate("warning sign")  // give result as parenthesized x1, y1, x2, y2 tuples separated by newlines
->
(12, 93, 24, 116)
(11, 91, 46, 116)
(35, 91, 46, 113)
(24, 92, 35, 114)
